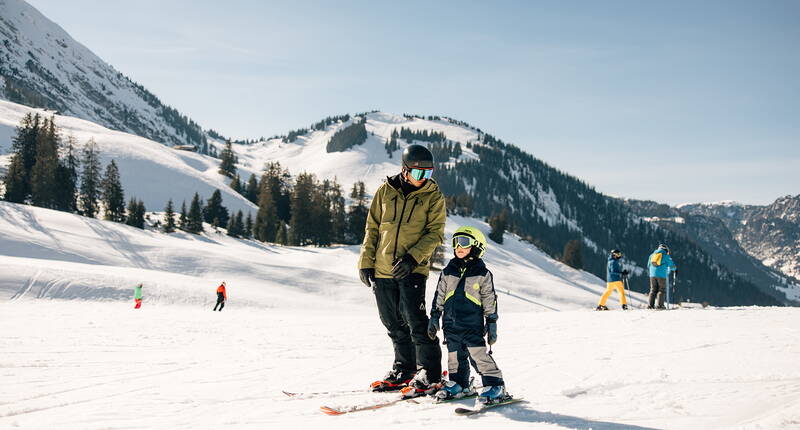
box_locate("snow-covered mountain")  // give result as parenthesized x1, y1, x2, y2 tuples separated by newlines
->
(680, 197, 800, 281)
(0, 0, 206, 148)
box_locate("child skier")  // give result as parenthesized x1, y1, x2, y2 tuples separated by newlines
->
(596, 249, 630, 310)
(426, 226, 510, 405)
(213, 281, 227, 311)
(133, 283, 143, 309)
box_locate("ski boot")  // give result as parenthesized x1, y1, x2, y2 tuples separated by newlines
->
(400, 369, 441, 399)
(434, 380, 477, 402)
(622, 304, 629, 310)
(370, 369, 413, 392)
(595, 305, 609, 311)
(476, 385, 512, 406)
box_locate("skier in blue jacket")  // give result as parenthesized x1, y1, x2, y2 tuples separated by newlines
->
(647, 244, 677, 309)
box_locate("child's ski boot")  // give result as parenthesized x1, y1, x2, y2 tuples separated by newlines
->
(400, 369, 441, 399)
(370, 369, 413, 392)
(595, 305, 609, 311)
(476, 385, 512, 406)
(434, 380, 477, 402)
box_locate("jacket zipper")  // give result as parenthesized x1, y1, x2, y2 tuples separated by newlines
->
(406, 198, 418, 223)
(392, 195, 409, 261)
(391, 196, 398, 222)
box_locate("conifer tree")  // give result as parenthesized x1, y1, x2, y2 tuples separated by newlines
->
(30, 116, 60, 209)
(203, 189, 229, 227)
(187, 193, 204, 233)
(230, 174, 241, 193)
(562, 239, 583, 270)
(179, 200, 188, 231)
(218, 139, 237, 177)
(227, 210, 244, 238)
(488, 209, 509, 244)
(329, 179, 347, 244)
(3, 113, 43, 203)
(347, 181, 369, 244)
(288, 172, 316, 246)
(125, 198, 146, 229)
(101, 160, 125, 222)
(56, 134, 80, 212)
(244, 212, 253, 239)
(245, 174, 259, 204)
(163, 199, 176, 233)
(254, 180, 279, 242)
(79, 139, 102, 218)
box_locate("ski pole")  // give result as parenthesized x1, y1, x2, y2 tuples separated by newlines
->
(672, 271, 677, 307)
(623, 275, 633, 309)
(665, 273, 671, 310)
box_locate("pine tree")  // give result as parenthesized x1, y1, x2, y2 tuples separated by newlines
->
(101, 160, 125, 222)
(125, 198, 146, 229)
(329, 179, 347, 244)
(218, 139, 237, 178)
(562, 239, 583, 270)
(244, 212, 253, 239)
(179, 200, 188, 231)
(3, 113, 43, 203)
(275, 222, 288, 245)
(55, 134, 80, 212)
(488, 209, 509, 244)
(79, 139, 102, 218)
(163, 199, 176, 233)
(187, 193, 204, 233)
(288, 172, 316, 246)
(230, 174, 241, 193)
(203, 189, 229, 228)
(245, 174, 259, 204)
(254, 179, 279, 242)
(346, 181, 369, 244)
(30, 116, 60, 209)
(227, 210, 244, 238)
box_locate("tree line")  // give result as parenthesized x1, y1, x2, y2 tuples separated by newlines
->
(2, 113, 147, 228)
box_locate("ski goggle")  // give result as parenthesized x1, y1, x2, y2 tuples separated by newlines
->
(452, 235, 478, 249)
(408, 167, 433, 181)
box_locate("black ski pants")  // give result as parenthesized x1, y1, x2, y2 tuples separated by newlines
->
(213, 293, 225, 311)
(374, 274, 442, 381)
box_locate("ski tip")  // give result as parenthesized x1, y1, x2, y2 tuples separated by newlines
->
(282, 390, 297, 397)
(320, 406, 345, 416)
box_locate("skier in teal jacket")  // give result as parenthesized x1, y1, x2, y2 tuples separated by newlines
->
(647, 245, 676, 309)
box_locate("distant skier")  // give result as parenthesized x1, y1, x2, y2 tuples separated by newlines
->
(596, 249, 629, 310)
(358, 144, 446, 396)
(427, 226, 510, 406)
(647, 244, 677, 309)
(133, 283, 143, 309)
(213, 281, 227, 311)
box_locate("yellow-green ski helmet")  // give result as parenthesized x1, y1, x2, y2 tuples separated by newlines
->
(452, 226, 488, 258)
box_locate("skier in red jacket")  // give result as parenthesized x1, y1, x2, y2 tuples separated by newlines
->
(213, 282, 227, 311)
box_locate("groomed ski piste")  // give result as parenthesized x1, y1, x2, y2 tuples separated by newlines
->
(2, 202, 800, 430)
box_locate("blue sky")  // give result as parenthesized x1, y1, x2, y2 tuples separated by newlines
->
(26, 0, 799, 205)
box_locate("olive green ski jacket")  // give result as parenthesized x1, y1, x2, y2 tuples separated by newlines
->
(358, 175, 446, 279)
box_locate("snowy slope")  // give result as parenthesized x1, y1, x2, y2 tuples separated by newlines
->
(0, 0, 204, 147)
(0, 99, 255, 216)
(0, 201, 619, 311)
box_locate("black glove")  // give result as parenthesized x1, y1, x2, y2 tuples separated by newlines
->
(621, 270, 629, 277)
(486, 322, 498, 345)
(391, 254, 417, 280)
(427, 313, 440, 340)
(359, 268, 375, 288)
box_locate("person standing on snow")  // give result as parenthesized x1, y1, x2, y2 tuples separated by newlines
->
(427, 226, 510, 406)
(133, 283, 143, 309)
(596, 249, 630, 310)
(358, 144, 446, 398)
(213, 281, 227, 311)
(647, 244, 677, 309)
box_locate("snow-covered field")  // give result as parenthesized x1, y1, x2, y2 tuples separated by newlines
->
(2, 302, 799, 430)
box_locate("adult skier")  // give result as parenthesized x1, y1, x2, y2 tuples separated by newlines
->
(647, 244, 677, 309)
(213, 281, 227, 311)
(133, 283, 143, 309)
(596, 249, 629, 310)
(358, 144, 446, 397)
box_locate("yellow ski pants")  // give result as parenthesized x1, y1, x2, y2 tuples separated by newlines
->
(599, 281, 627, 306)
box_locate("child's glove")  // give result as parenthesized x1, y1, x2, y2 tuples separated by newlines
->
(427, 313, 440, 340)
(485, 314, 498, 345)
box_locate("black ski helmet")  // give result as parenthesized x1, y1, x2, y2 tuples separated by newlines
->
(402, 144, 434, 169)
(658, 243, 670, 254)
(610, 249, 622, 259)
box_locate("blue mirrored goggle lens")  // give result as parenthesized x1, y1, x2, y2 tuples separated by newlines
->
(453, 235, 475, 248)
(410, 168, 433, 181)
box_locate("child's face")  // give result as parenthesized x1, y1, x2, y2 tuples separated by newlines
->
(455, 246, 471, 259)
